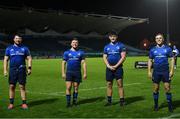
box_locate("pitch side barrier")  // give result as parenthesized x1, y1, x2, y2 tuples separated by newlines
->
(0, 52, 150, 59)
(134, 61, 154, 69)
(134, 61, 148, 69)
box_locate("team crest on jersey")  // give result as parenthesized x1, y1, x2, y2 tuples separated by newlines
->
(107, 48, 110, 51)
(154, 51, 157, 53)
(116, 46, 120, 49)
(10, 49, 14, 52)
(78, 53, 81, 56)
(68, 53, 72, 56)
(164, 49, 167, 53)
(21, 48, 25, 51)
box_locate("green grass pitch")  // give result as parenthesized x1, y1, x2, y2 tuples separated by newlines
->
(0, 57, 180, 118)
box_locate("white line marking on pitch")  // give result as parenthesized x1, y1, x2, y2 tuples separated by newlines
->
(165, 113, 180, 118)
(23, 83, 141, 96)
(80, 83, 141, 91)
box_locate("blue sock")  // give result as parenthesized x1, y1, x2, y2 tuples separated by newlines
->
(73, 92, 78, 102)
(22, 100, 26, 104)
(153, 92, 159, 108)
(120, 98, 124, 103)
(10, 98, 14, 104)
(66, 95, 71, 104)
(107, 96, 112, 103)
(166, 93, 172, 107)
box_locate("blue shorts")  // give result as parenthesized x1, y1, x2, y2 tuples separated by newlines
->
(152, 71, 170, 84)
(106, 67, 123, 81)
(9, 67, 27, 85)
(66, 71, 82, 83)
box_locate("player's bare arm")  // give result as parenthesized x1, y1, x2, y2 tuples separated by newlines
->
(81, 59, 87, 79)
(62, 60, 66, 79)
(148, 58, 153, 79)
(3, 56, 9, 77)
(27, 56, 32, 75)
(169, 57, 174, 78)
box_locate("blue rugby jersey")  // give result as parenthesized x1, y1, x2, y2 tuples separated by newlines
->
(63, 49, 85, 72)
(149, 45, 173, 72)
(5, 44, 31, 68)
(104, 42, 126, 66)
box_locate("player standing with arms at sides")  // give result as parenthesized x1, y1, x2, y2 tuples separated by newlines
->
(103, 31, 126, 106)
(62, 38, 87, 107)
(148, 33, 174, 112)
(4, 34, 32, 109)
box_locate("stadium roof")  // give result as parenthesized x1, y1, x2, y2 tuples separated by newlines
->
(0, 6, 148, 36)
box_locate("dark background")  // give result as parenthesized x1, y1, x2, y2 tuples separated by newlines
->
(0, 0, 180, 48)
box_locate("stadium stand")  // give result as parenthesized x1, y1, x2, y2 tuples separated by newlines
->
(0, 6, 148, 59)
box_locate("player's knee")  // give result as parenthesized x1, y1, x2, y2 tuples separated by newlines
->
(19, 85, 25, 90)
(107, 83, 112, 89)
(154, 87, 159, 92)
(66, 86, 71, 91)
(117, 83, 123, 89)
(118, 85, 123, 89)
(164, 86, 170, 92)
(9, 85, 15, 90)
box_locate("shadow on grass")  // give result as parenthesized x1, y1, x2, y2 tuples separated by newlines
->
(159, 100, 180, 110)
(28, 98, 59, 107)
(113, 96, 145, 105)
(78, 96, 105, 105)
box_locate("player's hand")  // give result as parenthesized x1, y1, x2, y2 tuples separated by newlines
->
(83, 74, 87, 80)
(107, 64, 115, 71)
(27, 69, 31, 75)
(148, 72, 152, 79)
(62, 73, 66, 80)
(112, 65, 118, 70)
(169, 71, 174, 78)
(110, 66, 116, 71)
(4, 71, 8, 77)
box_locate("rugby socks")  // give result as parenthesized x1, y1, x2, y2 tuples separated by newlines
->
(166, 92, 173, 112)
(10, 98, 14, 104)
(166, 93, 172, 103)
(73, 92, 78, 103)
(22, 100, 27, 104)
(66, 95, 71, 105)
(153, 92, 159, 109)
(107, 96, 112, 103)
(120, 98, 125, 104)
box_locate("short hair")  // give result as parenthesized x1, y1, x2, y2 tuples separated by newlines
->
(155, 33, 164, 39)
(72, 37, 78, 40)
(108, 30, 118, 36)
(13, 33, 23, 38)
(71, 37, 79, 42)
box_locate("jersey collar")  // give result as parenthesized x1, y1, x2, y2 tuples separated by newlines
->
(13, 44, 22, 47)
(156, 44, 165, 48)
(70, 48, 78, 51)
(110, 42, 118, 45)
